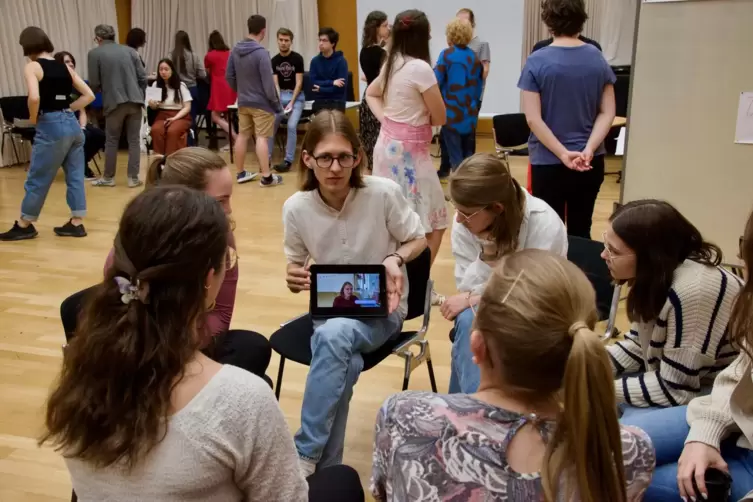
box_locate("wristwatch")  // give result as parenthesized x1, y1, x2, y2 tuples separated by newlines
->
(386, 252, 404, 267)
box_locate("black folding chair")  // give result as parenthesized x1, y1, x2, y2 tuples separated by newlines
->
(0, 96, 36, 165)
(270, 247, 438, 399)
(492, 113, 530, 163)
(567, 236, 621, 340)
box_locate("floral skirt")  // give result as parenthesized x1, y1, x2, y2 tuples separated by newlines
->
(372, 118, 448, 232)
(359, 100, 381, 169)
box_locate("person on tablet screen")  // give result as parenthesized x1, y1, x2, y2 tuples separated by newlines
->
(333, 282, 360, 308)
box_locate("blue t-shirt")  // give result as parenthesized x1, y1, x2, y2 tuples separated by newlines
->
(435, 46, 483, 135)
(517, 44, 616, 165)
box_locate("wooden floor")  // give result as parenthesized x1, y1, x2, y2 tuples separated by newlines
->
(0, 138, 623, 501)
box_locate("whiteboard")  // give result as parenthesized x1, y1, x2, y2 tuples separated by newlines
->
(355, 0, 525, 117)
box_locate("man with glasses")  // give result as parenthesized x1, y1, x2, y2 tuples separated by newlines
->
(87, 24, 147, 188)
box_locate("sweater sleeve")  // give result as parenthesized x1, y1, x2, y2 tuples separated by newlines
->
(234, 375, 308, 502)
(226, 51, 237, 92)
(685, 351, 748, 449)
(451, 221, 479, 291)
(608, 326, 646, 377)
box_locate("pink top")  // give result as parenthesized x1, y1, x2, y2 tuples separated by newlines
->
(104, 232, 238, 347)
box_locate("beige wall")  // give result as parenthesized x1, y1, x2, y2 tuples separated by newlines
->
(623, 0, 753, 260)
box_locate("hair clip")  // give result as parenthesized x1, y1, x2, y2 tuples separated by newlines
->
(501, 269, 525, 304)
(114, 276, 149, 304)
(400, 16, 413, 27)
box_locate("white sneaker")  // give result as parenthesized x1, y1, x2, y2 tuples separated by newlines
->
(91, 178, 115, 187)
(259, 173, 283, 187)
(128, 178, 144, 188)
(237, 171, 258, 184)
(299, 458, 316, 478)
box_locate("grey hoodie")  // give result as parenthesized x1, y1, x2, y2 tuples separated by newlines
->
(226, 39, 281, 114)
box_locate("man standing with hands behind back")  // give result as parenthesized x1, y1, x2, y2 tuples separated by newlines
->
(270, 28, 305, 173)
(87, 24, 146, 188)
(226, 14, 283, 187)
(309, 28, 348, 111)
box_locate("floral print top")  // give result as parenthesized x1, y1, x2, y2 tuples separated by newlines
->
(371, 392, 655, 501)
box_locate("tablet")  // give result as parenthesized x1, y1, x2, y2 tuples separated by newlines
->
(309, 264, 388, 319)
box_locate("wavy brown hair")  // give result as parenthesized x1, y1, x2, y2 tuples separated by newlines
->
(362, 10, 388, 47)
(475, 250, 626, 502)
(381, 9, 431, 99)
(730, 208, 753, 357)
(40, 186, 229, 469)
(541, 0, 589, 37)
(298, 110, 366, 191)
(610, 199, 722, 323)
(449, 153, 526, 258)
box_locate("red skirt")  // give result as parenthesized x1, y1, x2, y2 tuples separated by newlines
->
(208, 76, 237, 112)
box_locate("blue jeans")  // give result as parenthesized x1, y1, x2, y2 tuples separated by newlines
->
(269, 90, 305, 164)
(295, 312, 403, 468)
(22, 111, 86, 221)
(441, 128, 475, 172)
(449, 308, 479, 394)
(622, 406, 753, 501)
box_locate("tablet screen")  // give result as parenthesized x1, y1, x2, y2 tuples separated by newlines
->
(310, 265, 388, 318)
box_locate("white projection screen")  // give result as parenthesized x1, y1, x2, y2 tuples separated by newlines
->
(355, 0, 525, 117)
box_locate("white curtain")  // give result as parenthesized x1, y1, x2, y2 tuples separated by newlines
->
(600, 0, 638, 66)
(132, 0, 319, 75)
(0, 0, 118, 95)
(0, 0, 117, 166)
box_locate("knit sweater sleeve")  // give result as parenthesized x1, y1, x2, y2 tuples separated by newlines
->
(685, 351, 748, 449)
(616, 267, 730, 407)
(607, 326, 646, 377)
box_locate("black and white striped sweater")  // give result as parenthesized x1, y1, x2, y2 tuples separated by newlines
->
(608, 259, 744, 408)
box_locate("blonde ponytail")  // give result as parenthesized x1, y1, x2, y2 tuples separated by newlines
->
(542, 325, 627, 502)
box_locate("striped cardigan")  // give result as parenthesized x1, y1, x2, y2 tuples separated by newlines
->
(608, 260, 743, 408)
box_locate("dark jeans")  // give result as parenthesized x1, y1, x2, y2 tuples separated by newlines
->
(531, 155, 605, 238)
(441, 128, 475, 172)
(439, 127, 477, 177)
(61, 287, 272, 381)
(187, 86, 199, 146)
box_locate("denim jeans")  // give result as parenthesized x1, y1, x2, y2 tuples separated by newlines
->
(269, 90, 305, 164)
(441, 127, 475, 171)
(621, 406, 753, 501)
(21, 111, 86, 221)
(448, 307, 479, 394)
(295, 312, 403, 468)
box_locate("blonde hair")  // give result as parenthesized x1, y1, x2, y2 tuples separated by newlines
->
(146, 147, 227, 189)
(475, 249, 627, 502)
(446, 18, 473, 47)
(449, 153, 525, 258)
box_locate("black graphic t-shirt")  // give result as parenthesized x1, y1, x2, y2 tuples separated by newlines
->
(272, 52, 305, 91)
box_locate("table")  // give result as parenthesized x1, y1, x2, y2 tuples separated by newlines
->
(225, 101, 361, 163)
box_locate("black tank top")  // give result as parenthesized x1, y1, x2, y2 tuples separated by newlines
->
(37, 58, 73, 113)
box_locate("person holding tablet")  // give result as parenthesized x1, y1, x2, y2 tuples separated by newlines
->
(282, 110, 427, 476)
(445, 153, 567, 394)
(332, 282, 359, 308)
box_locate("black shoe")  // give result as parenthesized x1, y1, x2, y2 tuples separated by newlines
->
(273, 161, 292, 173)
(0, 221, 38, 241)
(54, 220, 87, 237)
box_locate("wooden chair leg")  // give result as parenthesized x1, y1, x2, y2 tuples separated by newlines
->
(274, 356, 286, 400)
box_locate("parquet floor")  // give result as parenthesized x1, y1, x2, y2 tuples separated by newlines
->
(0, 137, 623, 501)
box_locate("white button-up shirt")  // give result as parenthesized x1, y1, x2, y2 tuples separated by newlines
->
(283, 176, 425, 316)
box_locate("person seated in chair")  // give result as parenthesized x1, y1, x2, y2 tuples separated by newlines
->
(42, 186, 310, 501)
(283, 110, 426, 476)
(270, 28, 306, 173)
(445, 153, 566, 394)
(602, 200, 742, 423)
(148, 58, 193, 155)
(309, 28, 348, 112)
(55, 50, 106, 181)
(372, 249, 655, 500)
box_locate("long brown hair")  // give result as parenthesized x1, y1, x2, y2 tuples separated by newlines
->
(146, 147, 227, 189)
(730, 208, 753, 357)
(475, 249, 626, 502)
(610, 199, 722, 323)
(171, 30, 192, 74)
(40, 186, 229, 469)
(298, 110, 366, 191)
(449, 153, 526, 258)
(208, 30, 229, 52)
(362, 10, 388, 47)
(381, 9, 431, 99)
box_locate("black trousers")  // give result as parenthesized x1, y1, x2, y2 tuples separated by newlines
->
(83, 124, 106, 164)
(61, 287, 272, 382)
(308, 465, 365, 502)
(530, 155, 605, 238)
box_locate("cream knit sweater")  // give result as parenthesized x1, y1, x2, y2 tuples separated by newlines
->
(608, 260, 743, 407)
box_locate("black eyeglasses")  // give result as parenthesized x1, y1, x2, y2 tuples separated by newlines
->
(312, 153, 357, 169)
